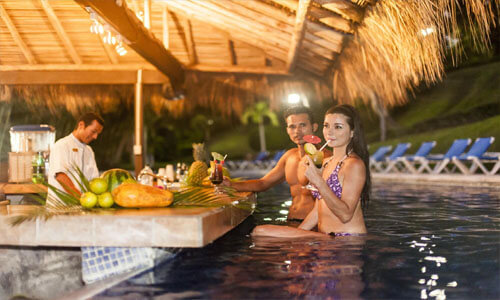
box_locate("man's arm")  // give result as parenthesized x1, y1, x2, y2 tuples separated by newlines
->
(55, 172, 81, 198)
(223, 151, 290, 192)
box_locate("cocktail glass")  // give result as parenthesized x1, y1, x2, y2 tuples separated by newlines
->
(210, 160, 224, 194)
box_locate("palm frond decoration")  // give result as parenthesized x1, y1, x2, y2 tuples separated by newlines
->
(9, 166, 251, 226)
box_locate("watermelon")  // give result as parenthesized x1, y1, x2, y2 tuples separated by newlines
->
(100, 168, 136, 192)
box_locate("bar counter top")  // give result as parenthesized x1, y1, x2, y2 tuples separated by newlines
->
(0, 192, 255, 248)
(0, 183, 47, 194)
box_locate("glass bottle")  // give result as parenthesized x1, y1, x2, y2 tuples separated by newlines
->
(32, 151, 46, 184)
(139, 165, 154, 186)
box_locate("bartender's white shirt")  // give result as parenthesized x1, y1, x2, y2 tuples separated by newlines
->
(47, 133, 99, 204)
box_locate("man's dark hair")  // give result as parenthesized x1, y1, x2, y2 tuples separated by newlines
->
(283, 106, 315, 124)
(77, 112, 104, 128)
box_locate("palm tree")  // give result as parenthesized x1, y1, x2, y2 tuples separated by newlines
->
(241, 101, 279, 152)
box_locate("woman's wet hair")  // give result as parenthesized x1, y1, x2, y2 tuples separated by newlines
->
(325, 104, 371, 211)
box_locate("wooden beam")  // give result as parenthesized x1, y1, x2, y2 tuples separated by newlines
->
(314, 0, 364, 23)
(162, 5, 169, 48)
(0, 64, 155, 71)
(228, 40, 237, 65)
(40, 0, 82, 64)
(143, 0, 151, 29)
(188, 64, 289, 75)
(0, 69, 169, 85)
(184, 19, 197, 65)
(74, 0, 185, 92)
(287, 0, 312, 72)
(0, 3, 37, 64)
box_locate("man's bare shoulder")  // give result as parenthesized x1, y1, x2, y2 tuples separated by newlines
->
(281, 148, 299, 161)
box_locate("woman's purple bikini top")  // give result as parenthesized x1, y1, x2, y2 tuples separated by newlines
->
(311, 154, 349, 200)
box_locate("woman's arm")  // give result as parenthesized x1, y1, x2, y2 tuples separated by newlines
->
(298, 199, 319, 230)
(304, 156, 365, 223)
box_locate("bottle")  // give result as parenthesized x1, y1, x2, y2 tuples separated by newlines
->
(32, 151, 46, 184)
(139, 165, 154, 186)
(175, 162, 182, 182)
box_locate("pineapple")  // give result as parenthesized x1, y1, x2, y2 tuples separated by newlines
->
(186, 143, 209, 186)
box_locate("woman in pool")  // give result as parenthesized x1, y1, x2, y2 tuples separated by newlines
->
(252, 104, 370, 238)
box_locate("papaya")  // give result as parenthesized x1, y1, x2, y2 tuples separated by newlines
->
(112, 183, 174, 208)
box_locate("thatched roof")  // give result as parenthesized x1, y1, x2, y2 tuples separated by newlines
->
(0, 0, 496, 118)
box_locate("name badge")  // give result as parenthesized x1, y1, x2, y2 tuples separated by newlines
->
(72, 148, 78, 152)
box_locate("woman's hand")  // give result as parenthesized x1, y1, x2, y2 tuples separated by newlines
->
(303, 155, 323, 187)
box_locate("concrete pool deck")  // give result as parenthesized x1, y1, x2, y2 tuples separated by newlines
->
(0, 192, 255, 248)
(371, 173, 500, 187)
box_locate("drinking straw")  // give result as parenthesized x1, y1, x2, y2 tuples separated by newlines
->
(319, 140, 331, 151)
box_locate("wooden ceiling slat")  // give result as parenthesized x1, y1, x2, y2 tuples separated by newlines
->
(232, 0, 344, 52)
(40, 0, 82, 64)
(272, 0, 353, 32)
(164, 2, 287, 62)
(184, 19, 197, 65)
(314, 0, 364, 23)
(0, 3, 37, 64)
(287, 0, 312, 72)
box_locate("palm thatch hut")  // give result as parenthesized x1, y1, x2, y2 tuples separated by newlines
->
(0, 0, 497, 173)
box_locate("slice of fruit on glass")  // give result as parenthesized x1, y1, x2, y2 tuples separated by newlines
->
(304, 135, 321, 144)
(211, 152, 225, 162)
(304, 143, 318, 156)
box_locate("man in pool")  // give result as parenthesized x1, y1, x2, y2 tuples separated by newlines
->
(222, 106, 331, 222)
(252, 104, 370, 237)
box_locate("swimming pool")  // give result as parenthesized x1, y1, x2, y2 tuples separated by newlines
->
(93, 182, 500, 299)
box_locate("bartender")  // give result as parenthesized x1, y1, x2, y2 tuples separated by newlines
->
(46, 112, 104, 205)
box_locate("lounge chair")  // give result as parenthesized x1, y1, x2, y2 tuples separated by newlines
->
(417, 138, 471, 174)
(381, 143, 412, 173)
(259, 149, 286, 170)
(226, 151, 269, 170)
(396, 141, 437, 174)
(369, 145, 392, 172)
(451, 137, 497, 175)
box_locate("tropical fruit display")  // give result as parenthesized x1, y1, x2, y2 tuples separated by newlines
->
(186, 143, 209, 186)
(112, 182, 174, 208)
(100, 168, 136, 192)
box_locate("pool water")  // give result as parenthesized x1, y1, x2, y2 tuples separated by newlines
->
(94, 182, 500, 299)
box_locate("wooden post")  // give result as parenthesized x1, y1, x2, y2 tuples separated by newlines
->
(287, 0, 312, 72)
(134, 69, 144, 177)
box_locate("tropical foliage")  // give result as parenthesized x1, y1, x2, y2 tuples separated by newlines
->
(241, 101, 279, 152)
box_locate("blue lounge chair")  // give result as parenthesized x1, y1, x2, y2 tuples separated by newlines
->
(396, 141, 437, 174)
(451, 137, 496, 175)
(418, 138, 471, 174)
(227, 151, 269, 170)
(259, 149, 286, 170)
(381, 143, 411, 173)
(369, 145, 392, 172)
